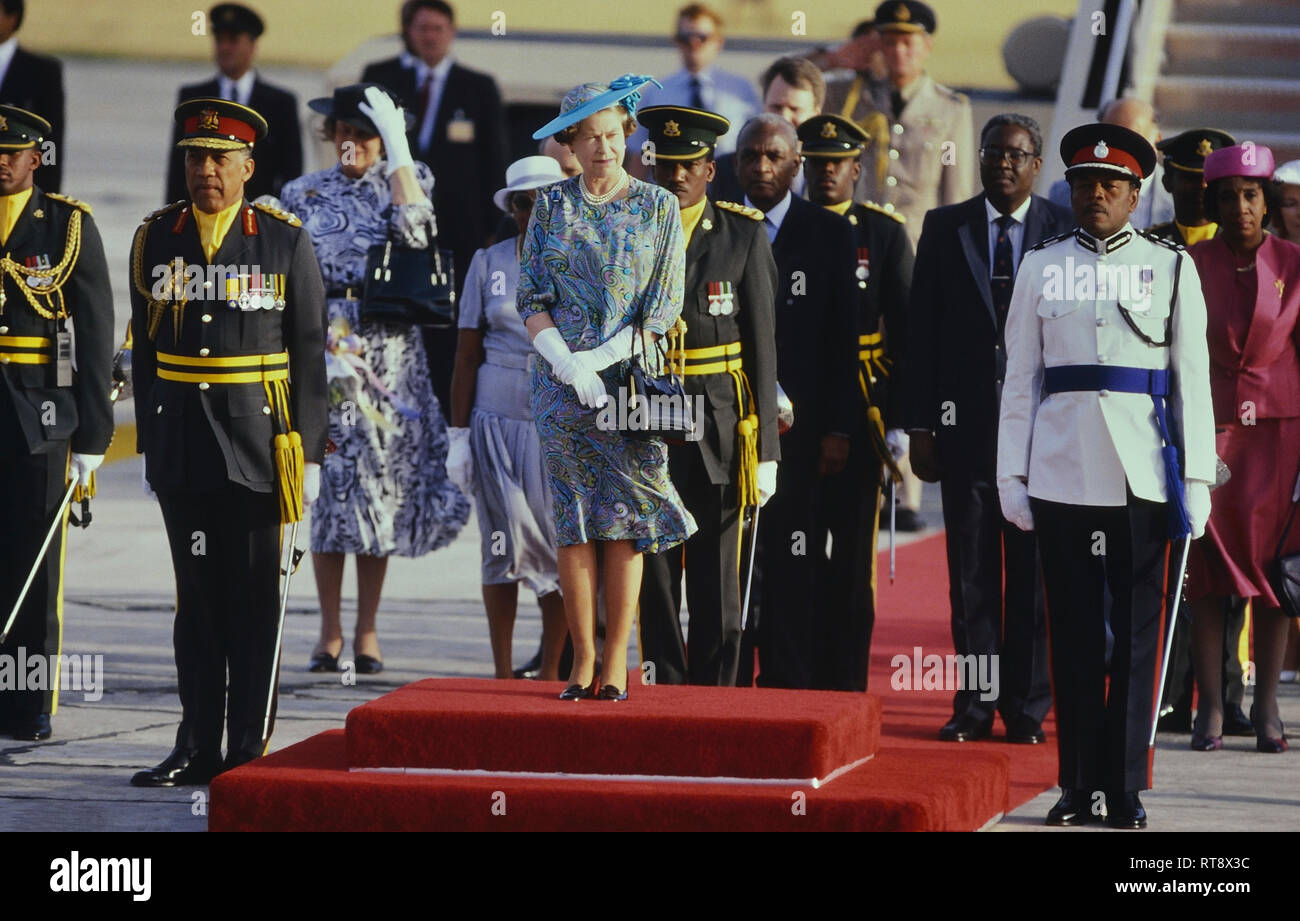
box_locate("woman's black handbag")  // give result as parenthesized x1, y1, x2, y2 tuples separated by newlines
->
(360, 235, 455, 329)
(609, 319, 697, 443)
(1268, 496, 1300, 618)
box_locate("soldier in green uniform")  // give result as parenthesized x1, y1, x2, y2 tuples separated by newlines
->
(0, 105, 113, 741)
(798, 113, 913, 690)
(1147, 129, 1235, 246)
(128, 98, 327, 786)
(635, 105, 779, 686)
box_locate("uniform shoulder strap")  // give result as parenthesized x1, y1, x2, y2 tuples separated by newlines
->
(44, 192, 93, 215)
(1028, 229, 1072, 253)
(715, 200, 764, 221)
(858, 200, 905, 223)
(1139, 228, 1185, 252)
(142, 200, 186, 224)
(253, 200, 303, 227)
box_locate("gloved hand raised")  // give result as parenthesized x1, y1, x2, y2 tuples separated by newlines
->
(358, 85, 414, 177)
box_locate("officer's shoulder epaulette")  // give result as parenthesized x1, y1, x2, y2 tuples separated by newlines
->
(141, 200, 186, 225)
(44, 192, 92, 215)
(714, 200, 764, 221)
(1139, 229, 1185, 251)
(1028, 230, 1073, 253)
(253, 201, 303, 227)
(858, 200, 905, 223)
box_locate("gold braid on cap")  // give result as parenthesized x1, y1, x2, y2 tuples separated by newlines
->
(0, 209, 82, 319)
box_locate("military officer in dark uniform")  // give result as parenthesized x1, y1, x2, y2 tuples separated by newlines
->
(129, 98, 327, 786)
(635, 105, 780, 686)
(0, 105, 113, 741)
(796, 113, 912, 690)
(1145, 127, 1253, 736)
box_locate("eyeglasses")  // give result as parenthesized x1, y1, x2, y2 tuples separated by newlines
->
(509, 192, 535, 211)
(979, 146, 1036, 167)
(676, 31, 716, 44)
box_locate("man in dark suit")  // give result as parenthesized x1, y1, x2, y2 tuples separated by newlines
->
(130, 99, 326, 786)
(636, 105, 780, 686)
(164, 4, 302, 205)
(0, 105, 113, 742)
(799, 113, 913, 691)
(735, 113, 858, 690)
(362, 0, 508, 411)
(0, 1, 65, 193)
(904, 114, 1069, 742)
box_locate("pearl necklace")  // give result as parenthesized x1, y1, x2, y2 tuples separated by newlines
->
(580, 168, 628, 206)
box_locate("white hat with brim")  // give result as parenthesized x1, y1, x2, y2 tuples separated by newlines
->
(494, 156, 568, 212)
(1275, 159, 1300, 186)
(531, 75, 659, 141)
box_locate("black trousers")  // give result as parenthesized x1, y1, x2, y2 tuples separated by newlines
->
(1033, 494, 1169, 793)
(940, 471, 1051, 726)
(639, 446, 744, 685)
(0, 386, 67, 721)
(156, 484, 282, 761)
(816, 447, 882, 692)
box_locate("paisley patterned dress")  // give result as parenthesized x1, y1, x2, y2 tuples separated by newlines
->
(516, 176, 696, 553)
(279, 161, 469, 557)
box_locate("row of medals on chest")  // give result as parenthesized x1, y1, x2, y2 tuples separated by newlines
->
(152, 257, 286, 311)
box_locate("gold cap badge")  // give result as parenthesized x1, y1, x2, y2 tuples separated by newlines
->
(664, 120, 681, 138)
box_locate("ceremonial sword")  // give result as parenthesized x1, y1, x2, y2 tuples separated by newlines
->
(1149, 534, 1193, 748)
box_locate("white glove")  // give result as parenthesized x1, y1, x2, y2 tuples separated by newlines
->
(1186, 480, 1211, 540)
(446, 427, 473, 492)
(69, 453, 103, 489)
(534, 327, 608, 410)
(580, 325, 663, 375)
(997, 475, 1034, 532)
(358, 85, 414, 177)
(141, 466, 157, 501)
(303, 462, 321, 508)
(757, 460, 778, 507)
(885, 428, 908, 462)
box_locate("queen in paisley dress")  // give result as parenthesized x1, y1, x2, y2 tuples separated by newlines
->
(518, 76, 697, 701)
(279, 84, 468, 674)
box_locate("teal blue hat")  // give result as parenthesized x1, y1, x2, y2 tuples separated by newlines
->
(532, 74, 660, 140)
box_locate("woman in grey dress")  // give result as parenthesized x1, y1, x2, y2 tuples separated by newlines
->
(447, 156, 569, 680)
(280, 84, 469, 674)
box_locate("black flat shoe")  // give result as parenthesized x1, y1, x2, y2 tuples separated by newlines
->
(308, 649, 340, 672)
(1003, 717, 1046, 744)
(354, 654, 384, 675)
(1105, 792, 1147, 829)
(559, 680, 596, 701)
(595, 684, 628, 701)
(10, 713, 51, 741)
(938, 714, 993, 742)
(130, 747, 223, 788)
(1045, 788, 1101, 826)
(513, 648, 543, 680)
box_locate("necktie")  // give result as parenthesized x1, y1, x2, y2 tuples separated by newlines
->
(418, 72, 433, 121)
(764, 216, 776, 244)
(991, 215, 1015, 322)
(890, 90, 904, 120)
(688, 75, 704, 110)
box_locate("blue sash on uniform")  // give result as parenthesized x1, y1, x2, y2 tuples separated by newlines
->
(1042, 364, 1190, 539)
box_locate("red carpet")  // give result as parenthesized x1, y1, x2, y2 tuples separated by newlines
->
(209, 534, 1055, 831)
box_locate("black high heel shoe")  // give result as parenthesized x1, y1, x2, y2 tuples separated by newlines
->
(595, 683, 628, 701)
(1250, 703, 1288, 754)
(308, 645, 342, 672)
(559, 679, 597, 701)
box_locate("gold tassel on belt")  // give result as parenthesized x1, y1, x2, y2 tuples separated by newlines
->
(731, 368, 760, 509)
(266, 378, 303, 524)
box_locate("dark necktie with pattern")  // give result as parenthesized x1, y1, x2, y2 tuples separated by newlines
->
(689, 75, 704, 110)
(991, 214, 1015, 323)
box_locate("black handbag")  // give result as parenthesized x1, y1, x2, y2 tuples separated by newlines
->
(607, 319, 698, 443)
(1268, 495, 1300, 619)
(360, 228, 455, 329)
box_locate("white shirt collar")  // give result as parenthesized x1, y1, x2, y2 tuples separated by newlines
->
(985, 194, 1032, 225)
(749, 189, 793, 231)
(0, 36, 17, 83)
(402, 50, 453, 83)
(218, 70, 256, 106)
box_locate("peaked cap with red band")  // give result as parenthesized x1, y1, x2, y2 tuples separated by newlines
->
(174, 97, 268, 151)
(1060, 123, 1156, 183)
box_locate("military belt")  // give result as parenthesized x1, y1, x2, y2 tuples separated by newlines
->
(858, 330, 884, 364)
(0, 334, 52, 365)
(666, 340, 742, 376)
(155, 350, 290, 385)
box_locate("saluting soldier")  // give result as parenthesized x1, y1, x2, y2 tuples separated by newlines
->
(1146, 128, 1254, 737)
(635, 105, 779, 686)
(129, 98, 327, 786)
(997, 124, 1216, 828)
(0, 105, 113, 742)
(798, 113, 912, 690)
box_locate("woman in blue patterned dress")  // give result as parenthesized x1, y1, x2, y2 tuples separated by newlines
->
(279, 84, 469, 674)
(518, 76, 697, 701)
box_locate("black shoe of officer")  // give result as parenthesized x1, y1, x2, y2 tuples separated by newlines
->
(130, 747, 223, 787)
(1045, 788, 1102, 826)
(1156, 705, 1192, 734)
(1223, 703, 1255, 736)
(1104, 791, 1147, 829)
(512, 648, 543, 680)
(11, 713, 52, 741)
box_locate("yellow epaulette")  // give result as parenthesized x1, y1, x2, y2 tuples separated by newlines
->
(859, 200, 905, 223)
(142, 200, 186, 225)
(715, 200, 764, 221)
(253, 201, 303, 227)
(45, 192, 93, 215)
